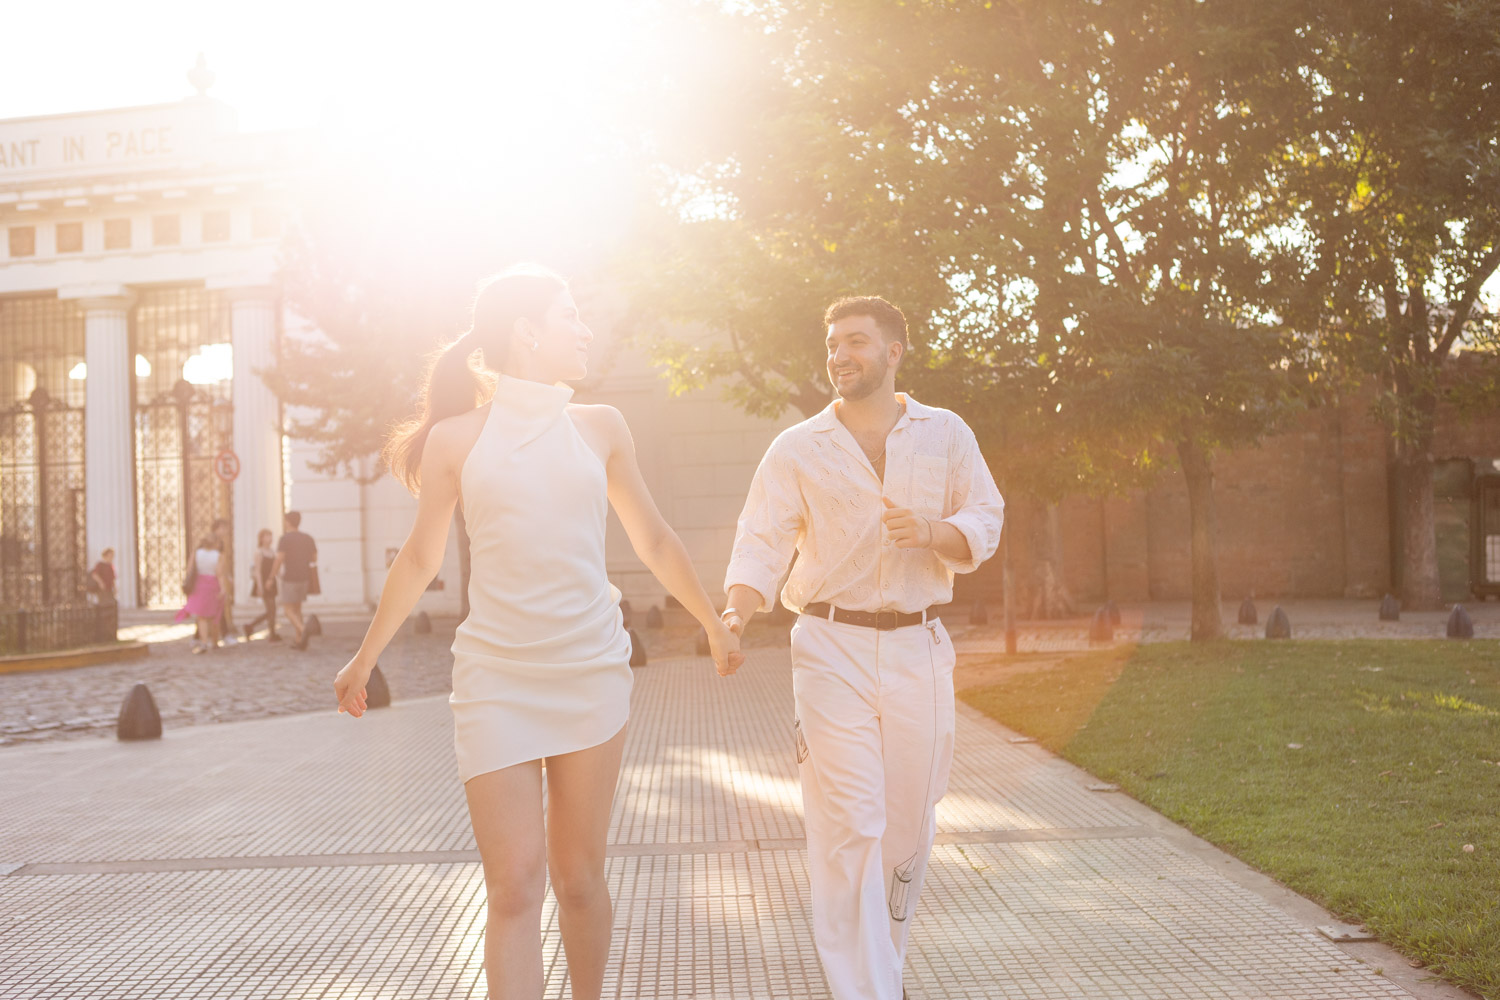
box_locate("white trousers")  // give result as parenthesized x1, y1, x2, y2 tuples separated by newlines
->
(790, 613, 957, 1000)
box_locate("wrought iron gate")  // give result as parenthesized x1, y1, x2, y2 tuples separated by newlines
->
(0, 297, 87, 609)
(132, 287, 233, 608)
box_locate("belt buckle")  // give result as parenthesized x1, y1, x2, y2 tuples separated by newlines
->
(874, 610, 899, 631)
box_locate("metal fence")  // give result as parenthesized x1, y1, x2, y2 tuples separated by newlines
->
(0, 296, 88, 608)
(133, 286, 234, 608)
(0, 602, 119, 656)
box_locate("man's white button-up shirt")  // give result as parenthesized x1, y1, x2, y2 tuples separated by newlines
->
(725, 394, 1004, 615)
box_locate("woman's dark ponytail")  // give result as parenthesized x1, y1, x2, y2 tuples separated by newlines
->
(383, 265, 568, 494)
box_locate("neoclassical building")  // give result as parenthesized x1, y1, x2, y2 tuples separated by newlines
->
(0, 69, 791, 618)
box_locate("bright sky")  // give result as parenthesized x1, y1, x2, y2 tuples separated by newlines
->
(1, 0, 653, 132)
(3, 0, 664, 244)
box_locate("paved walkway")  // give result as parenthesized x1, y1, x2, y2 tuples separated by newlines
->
(0, 645, 1473, 999)
(958, 598, 1500, 652)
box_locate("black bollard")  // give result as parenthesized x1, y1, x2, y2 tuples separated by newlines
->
(1104, 600, 1121, 626)
(1088, 606, 1113, 643)
(116, 683, 162, 741)
(1379, 594, 1401, 622)
(970, 600, 989, 626)
(304, 614, 322, 638)
(1238, 598, 1257, 626)
(646, 605, 664, 629)
(1447, 605, 1474, 639)
(1265, 606, 1291, 639)
(365, 664, 391, 709)
(413, 611, 431, 635)
(629, 628, 647, 667)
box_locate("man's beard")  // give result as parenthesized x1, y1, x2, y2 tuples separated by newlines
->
(830, 356, 889, 400)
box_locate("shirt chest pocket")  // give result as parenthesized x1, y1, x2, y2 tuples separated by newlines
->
(906, 455, 948, 518)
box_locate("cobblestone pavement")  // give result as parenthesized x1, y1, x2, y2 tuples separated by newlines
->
(0, 617, 788, 748)
(0, 619, 457, 749)
(4, 599, 1494, 748)
(1, 646, 1466, 1000)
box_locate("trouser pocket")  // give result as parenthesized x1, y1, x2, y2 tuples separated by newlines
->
(793, 716, 810, 764)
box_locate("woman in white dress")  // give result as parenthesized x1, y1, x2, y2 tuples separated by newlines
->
(334, 265, 743, 1000)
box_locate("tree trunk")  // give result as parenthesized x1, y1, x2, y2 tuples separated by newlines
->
(1176, 437, 1224, 641)
(1394, 443, 1443, 611)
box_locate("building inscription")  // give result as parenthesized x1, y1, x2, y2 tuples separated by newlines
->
(0, 127, 176, 171)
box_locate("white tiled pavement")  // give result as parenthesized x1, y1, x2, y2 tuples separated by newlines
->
(0, 647, 1461, 999)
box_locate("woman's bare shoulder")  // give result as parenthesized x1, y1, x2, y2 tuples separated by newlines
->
(425, 404, 491, 470)
(566, 402, 628, 433)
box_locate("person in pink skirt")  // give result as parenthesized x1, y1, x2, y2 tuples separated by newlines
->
(176, 535, 226, 653)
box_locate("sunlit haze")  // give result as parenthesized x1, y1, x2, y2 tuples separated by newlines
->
(2, 0, 671, 269)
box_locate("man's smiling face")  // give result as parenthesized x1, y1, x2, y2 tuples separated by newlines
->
(826, 314, 901, 400)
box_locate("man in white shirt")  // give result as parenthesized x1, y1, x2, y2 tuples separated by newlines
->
(723, 296, 1004, 1000)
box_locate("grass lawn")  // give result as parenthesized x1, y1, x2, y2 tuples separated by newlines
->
(960, 640, 1500, 1000)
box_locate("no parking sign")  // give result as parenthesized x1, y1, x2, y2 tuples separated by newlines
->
(214, 449, 241, 483)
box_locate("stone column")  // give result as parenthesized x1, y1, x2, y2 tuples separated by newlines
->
(227, 288, 284, 610)
(80, 294, 138, 608)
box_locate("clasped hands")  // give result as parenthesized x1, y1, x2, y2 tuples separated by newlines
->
(706, 618, 745, 678)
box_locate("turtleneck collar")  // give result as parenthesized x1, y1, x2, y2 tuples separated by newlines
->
(493, 374, 574, 414)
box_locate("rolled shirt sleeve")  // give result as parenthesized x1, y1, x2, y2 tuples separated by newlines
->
(725, 439, 804, 613)
(937, 422, 1004, 574)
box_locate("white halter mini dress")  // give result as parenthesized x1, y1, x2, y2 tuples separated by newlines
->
(449, 375, 633, 783)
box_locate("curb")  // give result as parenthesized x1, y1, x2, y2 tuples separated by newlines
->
(0, 641, 150, 675)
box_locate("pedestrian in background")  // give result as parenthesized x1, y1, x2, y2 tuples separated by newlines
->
(212, 517, 239, 645)
(243, 528, 280, 641)
(176, 535, 226, 654)
(272, 511, 317, 650)
(86, 548, 117, 605)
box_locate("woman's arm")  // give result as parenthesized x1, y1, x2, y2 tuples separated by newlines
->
(594, 407, 743, 677)
(335, 422, 462, 716)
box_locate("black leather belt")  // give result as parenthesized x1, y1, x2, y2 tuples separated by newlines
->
(802, 602, 929, 630)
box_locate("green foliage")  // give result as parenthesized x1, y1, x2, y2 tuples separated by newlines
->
(1283, 0, 1500, 446)
(621, 0, 1316, 504)
(963, 639, 1500, 1000)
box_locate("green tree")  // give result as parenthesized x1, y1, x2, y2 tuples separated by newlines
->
(623, 0, 1313, 638)
(1284, 0, 1500, 609)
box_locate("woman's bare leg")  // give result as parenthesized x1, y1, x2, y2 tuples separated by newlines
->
(465, 761, 547, 999)
(544, 727, 627, 1000)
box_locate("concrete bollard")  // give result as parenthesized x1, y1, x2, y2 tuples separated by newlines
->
(1379, 594, 1401, 622)
(1265, 606, 1291, 639)
(1447, 605, 1474, 639)
(304, 614, 322, 638)
(629, 628, 647, 667)
(116, 683, 162, 741)
(413, 611, 432, 635)
(1104, 600, 1121, 626)
(1088, 607, 1113, 643)
(1238, 598, 1257, 625)
(970, 601, 989, 626)
(365, 664, 391, 709)
(646, 605, 664, 629)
